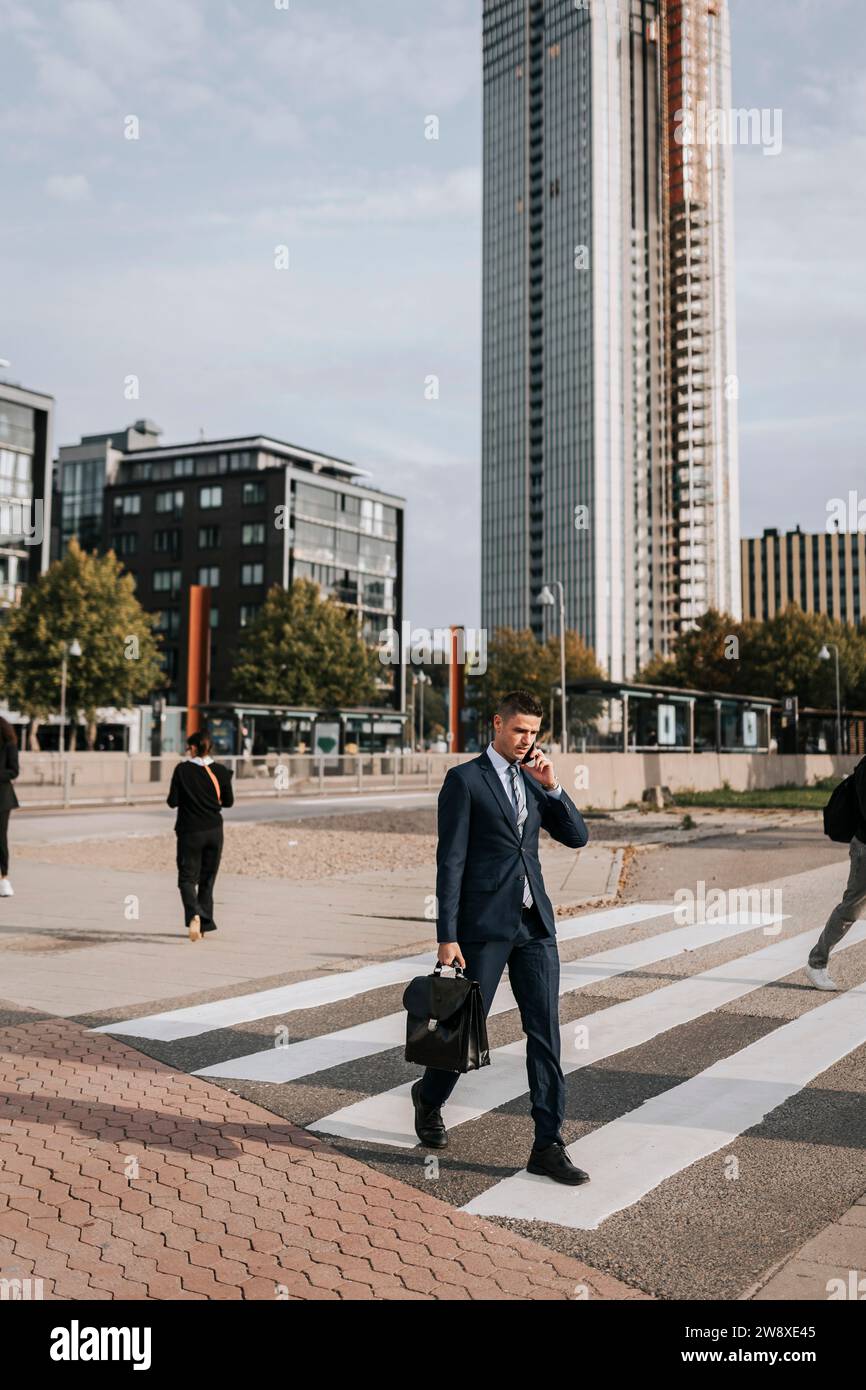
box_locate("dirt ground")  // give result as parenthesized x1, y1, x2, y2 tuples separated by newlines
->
(12, 805, 838, 899)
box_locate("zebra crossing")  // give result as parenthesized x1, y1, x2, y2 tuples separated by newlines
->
(91, 881, 866, 1250)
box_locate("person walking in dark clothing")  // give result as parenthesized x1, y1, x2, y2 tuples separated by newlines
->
(413, 689, 590, 1184)
(0, 717, 20, 897)
(167, 730, 234, 941)
(807, 756, 866, 989)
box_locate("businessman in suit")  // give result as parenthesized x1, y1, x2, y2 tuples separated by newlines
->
(411, 689, 591, 1184)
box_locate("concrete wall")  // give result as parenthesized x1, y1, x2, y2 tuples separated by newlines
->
(11, 750, 860, 812)
(545, 752, 860, 810)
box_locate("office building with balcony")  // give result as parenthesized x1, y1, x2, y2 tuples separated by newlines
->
(742, 527, 866, 627)
(481, 0, 739, 679)
(51, 419, 163, 560)
(97, 434, 404, 710)
(0, 378, 54, 608)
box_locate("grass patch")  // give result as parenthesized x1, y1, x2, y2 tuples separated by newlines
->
(673, 782, 840, 810)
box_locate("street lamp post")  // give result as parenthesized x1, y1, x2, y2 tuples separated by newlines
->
(550, 685, 561, 747)
(819, 643, 843, 753)
(417, 671, 430, 751)
(59, 638, 82, 753)
(538, 583, 567, 753)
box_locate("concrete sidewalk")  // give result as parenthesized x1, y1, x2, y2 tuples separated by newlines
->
(746, 1199, 866, 1301)
(0, 844, 621, 1019)
(0, 1011, 647, 1301)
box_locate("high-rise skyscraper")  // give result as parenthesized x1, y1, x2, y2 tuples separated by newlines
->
(481, 0, 739, 681)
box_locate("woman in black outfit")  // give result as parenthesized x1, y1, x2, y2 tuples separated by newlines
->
(167, 730, 234, 941)
(0, 716, 20, 898)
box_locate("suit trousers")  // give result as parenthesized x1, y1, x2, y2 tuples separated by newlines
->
(176, 826, 223, 931)
(808, 835, 866, 968)
(421, 903, 566, 1148)
(0, 808, 11, 877)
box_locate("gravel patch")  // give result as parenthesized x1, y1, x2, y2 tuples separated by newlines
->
(14, 812, 439, 881)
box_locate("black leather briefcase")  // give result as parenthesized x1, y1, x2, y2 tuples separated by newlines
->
(403, 963, 490, 1073)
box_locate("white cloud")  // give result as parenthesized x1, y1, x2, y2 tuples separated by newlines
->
(249, 15, 478, 110)
(44, 174, 91, 201)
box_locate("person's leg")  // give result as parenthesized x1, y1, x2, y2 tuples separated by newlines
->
(176, 832, 205, 926)
(808, 836, 866, 969)
(198, 827, 223, 932)
(420, 938, 512, 1109)
(507, 907, 565, 1148)
(0, 809, 10, 878)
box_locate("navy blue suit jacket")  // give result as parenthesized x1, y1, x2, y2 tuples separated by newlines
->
(435, 750, 589, 944)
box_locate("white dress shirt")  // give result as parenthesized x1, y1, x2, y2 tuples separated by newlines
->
(486, 742, 563, 799)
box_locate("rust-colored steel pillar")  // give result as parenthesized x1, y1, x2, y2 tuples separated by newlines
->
(186, 585, 212, 736)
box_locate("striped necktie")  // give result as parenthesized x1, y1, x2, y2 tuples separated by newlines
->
(508, 764, 533, 909)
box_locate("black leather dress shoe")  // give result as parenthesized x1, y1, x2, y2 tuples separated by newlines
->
(526, 1141, 589, 1185)
(411, 1080, 448, 1148)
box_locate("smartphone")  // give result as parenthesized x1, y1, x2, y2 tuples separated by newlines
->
(521, 738, 537, 765)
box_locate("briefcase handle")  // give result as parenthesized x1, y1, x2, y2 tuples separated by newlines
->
(433, 962, 465, 978)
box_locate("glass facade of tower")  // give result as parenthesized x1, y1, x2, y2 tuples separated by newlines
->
(0, 385, 53, 606)
(481, 0, 738, 679)
(481, 0, 530, 633)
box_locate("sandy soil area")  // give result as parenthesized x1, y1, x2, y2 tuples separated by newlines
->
(14, 810, 440, 881)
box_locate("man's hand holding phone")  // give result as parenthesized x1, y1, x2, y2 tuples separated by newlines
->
(521, 740, 559, 791)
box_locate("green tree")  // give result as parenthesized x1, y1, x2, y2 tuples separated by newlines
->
(471, 626, 605, 733)
(636, 610, 747, 692)
(2, 539, 163, 749)
(637, 605, 866, 711)
(739, 606, 866, 708)
(231, 578, 379, 706)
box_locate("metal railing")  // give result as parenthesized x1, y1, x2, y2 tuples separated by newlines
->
(12, 752, 472, 809)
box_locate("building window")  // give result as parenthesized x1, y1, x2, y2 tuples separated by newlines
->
(111, 532, 138, 556)
(242, 522, 265, 545)
(210, 607, 219, 629)
(155, 489, 184, 517)
(198, 525, 221, 548)
(240, 602, 261, 627)
(173, 457, 195, 477)
(153, 568, 182, 595)
(155, 608, 180, 638)
(113, 493, 141, 516)
(153, 529, 181, 555)
(197, 565, 220, 587)
(241, 562, 263, 585)
(159, 647, 179, 680)
(295, 481, 337, 522)
(242, 481, 266, 505)
(200, 485, 222, 509)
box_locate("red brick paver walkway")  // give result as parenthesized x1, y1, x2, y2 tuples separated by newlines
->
(0, 1016, 648, 1301)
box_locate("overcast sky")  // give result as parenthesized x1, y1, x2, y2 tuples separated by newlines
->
(1, 0, 863, 632)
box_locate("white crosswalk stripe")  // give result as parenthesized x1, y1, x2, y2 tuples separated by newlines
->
(464, 974, 866, 1229)
(91, 901, 675, 1042)
(308, 910, 789, 1144)
(193, 901, 683, 1081)
(87, 880, 866, 1242)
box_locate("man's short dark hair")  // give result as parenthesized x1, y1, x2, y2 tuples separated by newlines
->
(497, 690, 543, 721)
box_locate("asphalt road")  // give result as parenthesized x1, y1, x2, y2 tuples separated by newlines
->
(80, 823, 866, 1301)
(11, 792, 438, 844)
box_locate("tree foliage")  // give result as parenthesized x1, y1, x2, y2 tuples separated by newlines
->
(637, 606, 866, 708)
(231, 578, 380, 706)
(470, 626, 605, 728)
(0, 539, 163, 747)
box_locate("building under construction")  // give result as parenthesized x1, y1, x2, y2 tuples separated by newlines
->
(481, 0, 740, 679)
